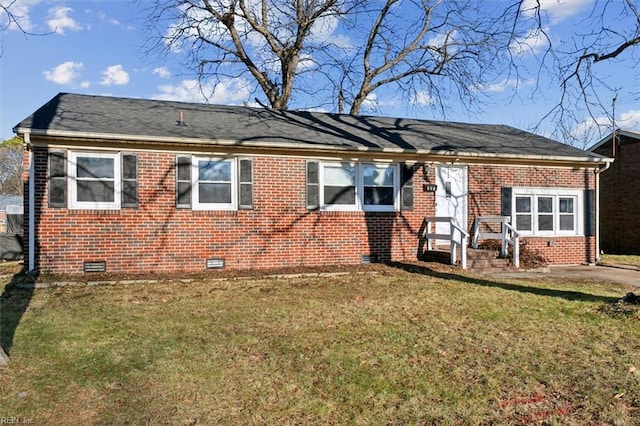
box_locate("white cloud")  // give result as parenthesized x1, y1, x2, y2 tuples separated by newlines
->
(0, 0, 40, 31)
(521, 0, 591, 24)
(362, 93, 378, 110)
(100, 65, 130, 86)
(80, 81, 90, 89)
(43, 61, 83, 85)
(153, 78, 251, 104)
(97, 11, 119, 26)
(510, 27, 550, 56)
(47, 5, 82, 34)
(153, 67, 171, 79)
(412, 91, 435, 107)
(573, 109, 640, 142)
(296, 54, 315, 72)
(308, 12, 352, 48)
(619, 110, 640, 129)
(571, 115, 611, 143)
(472, 78, 535, 93)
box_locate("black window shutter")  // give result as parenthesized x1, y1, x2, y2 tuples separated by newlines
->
(238, 158, 253, 209)
(584, 189, 595, 237)
(121, 154, 138, 208)
(501, 187, 512, 217)
(306, 161, 319, 210)
(176, 155, 192, 208)
(48, 150, 67, 208)
(401, 163, 415, 211)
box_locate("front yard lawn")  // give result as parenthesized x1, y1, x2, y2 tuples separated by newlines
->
(600, 254, 640, 268)
(1, 263, 639, 424)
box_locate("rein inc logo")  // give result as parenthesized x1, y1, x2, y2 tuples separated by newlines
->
(0, 417, 33, 424)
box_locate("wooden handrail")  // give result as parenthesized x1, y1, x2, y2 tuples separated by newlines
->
(503, 221, 520, 268)
(421, 216, 469, 269)
(472, 216, 520, 268)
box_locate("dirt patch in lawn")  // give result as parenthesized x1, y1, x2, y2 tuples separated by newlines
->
(6, 262, 405, 285)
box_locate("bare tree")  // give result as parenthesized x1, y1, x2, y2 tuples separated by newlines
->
(1, 0, 51, 57)
(512, 0, 640, 144)
(146, 0, 640, 145)
(0, 136, 23, 195)
(146, 0, 530, 116)
(1, 1, 22, 32)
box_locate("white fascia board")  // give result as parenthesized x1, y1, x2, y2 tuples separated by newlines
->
(16, 127, 613, 166)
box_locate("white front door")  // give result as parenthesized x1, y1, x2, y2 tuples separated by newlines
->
(435, 165, 468, 245)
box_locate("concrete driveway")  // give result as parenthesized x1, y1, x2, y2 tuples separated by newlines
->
(488, 264, 640, 288)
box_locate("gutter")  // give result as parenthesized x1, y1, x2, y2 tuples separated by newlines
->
(594, 160, 612, 263)
(16, 127, 614, 166)
(24, 132, 36, 273)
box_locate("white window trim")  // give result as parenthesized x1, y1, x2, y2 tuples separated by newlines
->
(192, 156, 237, 211)
(68, 151, 121, 210)
(320, 162, 359, 211)
(512, 187, 583, 237)
(319, 162, 400, 212)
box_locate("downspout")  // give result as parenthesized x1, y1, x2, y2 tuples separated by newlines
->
(594, 160, 611, 263)
(24, 132, 36, 273)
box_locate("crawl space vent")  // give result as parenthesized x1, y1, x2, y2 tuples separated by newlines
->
(206, 258, 225, 269)
(361, 254, 378, 264)
(84, 261, 107, 273)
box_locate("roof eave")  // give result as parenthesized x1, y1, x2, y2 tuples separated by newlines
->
(588, 129, 640, 151)
(17, 127, 611, 166)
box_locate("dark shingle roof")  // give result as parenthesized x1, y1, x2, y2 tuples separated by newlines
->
(14, 93, 609, 162)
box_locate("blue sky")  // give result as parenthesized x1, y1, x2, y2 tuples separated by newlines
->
(1, 0, 638, 148)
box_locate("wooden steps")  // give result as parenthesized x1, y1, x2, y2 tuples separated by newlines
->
(420, 247, 516, 273)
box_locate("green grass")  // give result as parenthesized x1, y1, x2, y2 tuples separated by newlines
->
(1, 264, 639, 424)
(600, 254, 640, 268)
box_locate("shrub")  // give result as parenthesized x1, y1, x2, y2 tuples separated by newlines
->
(478, 239, 548, 269)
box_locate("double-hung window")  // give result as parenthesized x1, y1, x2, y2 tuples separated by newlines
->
(319, 162, 399, 211)
(193, 157, 236, 210)
(512, 188, 581, 236)
(69, 152, 121, 210)
(322, 163, 357, 208)
(176, 155, 253, 211)
(362, 163, 397, 211)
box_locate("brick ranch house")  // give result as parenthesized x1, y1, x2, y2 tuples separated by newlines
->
(589, 130, 640, 254)
(13, 93, 612, 274)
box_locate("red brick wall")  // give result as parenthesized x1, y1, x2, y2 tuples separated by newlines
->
(468, 164, 597, 265)
(594, 136, 640, 254)
(27, 148, 437, 274)
(25, 147, 598, 274)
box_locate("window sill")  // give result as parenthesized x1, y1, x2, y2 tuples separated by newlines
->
(67, 209, 122, 216)
(315, 210, 401, 217)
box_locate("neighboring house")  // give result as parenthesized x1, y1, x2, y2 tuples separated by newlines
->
(0, 195, 24, 261)
(13, 93, 612, 274)
(589, 130, 640, 254)
(0, 195, 23, 234)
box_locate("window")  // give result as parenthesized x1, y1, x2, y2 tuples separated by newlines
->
(69, 152, 121, 210)
(559, 197, 575, 231)
(515, 196, 532, 231)
(322, 163, 356, 208)
(319, 162, 399, 211)
(175, 156, 253, 211)
(362, 163, 397, 211)
(193, 157, 236, 210)
(511, 188, 581, 236)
